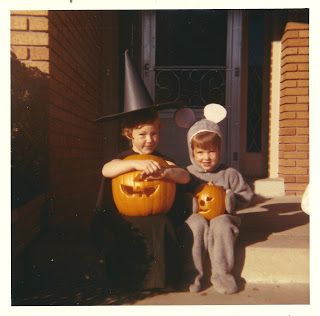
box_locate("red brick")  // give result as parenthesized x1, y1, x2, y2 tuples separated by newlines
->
(281, 71, 309, 81)
(281, 64, 298, 73)
(29, 46, 49, 60)
(11, 46, 29, 60)
(298, 47, 309, 54)
(298, 64, 309, 71)
(280, 112, 296, 120)
(282, 39, 309, 50)
(281, 47, 298, 56)
(297, 80, 309, 87)
(282, 169, 308, 178)
(282, 151, 308, 159)
(285, 191, 298, 196)
(280, 96, 297, 105)
(279, 166, 308, 175)
(285, 183, 308, 191)
(281, 55, 309, 66)
(296, 175, 309, 183)
(298, 30, 309, 38)
(279, 144, 296, 151)
(281, 80, 297, 89)
(296, 144, 309, 151)
(296, 160, 309, 167)
(280, 104, 308, 112)
(279, 159, 296, 167)
(11, 16, 28, 30)
(279, 136, 308, 144)
(11, 10, 48, 16)
(296, 127, 309, 135)
(282, 30, 299, 41)
(29, 17, 49, 31)
(280, 87, 308, 97)
(285, 22, 309, 31)
(11, 31, 48, 46)
(279, 120, 308, 128)
(297, 96, 309, 103)
(283, 175, 296, 183)
(21, 60, 49, 74)
(279, 128, 296, 136)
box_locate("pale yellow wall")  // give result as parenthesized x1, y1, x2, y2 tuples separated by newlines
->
(269, 39, 281, 178)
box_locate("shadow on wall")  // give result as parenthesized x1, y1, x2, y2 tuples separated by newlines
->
(11, 52, 49, 209)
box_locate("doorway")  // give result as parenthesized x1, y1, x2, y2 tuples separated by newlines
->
(139, 10, 243, 169)
(118, 9, 268, 177)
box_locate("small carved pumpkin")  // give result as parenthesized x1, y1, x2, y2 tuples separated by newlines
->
(112, 154, 176, 216)
(195, 182, 226, 220)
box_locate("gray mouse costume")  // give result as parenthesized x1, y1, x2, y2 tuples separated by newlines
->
(183, 119, 254, 294)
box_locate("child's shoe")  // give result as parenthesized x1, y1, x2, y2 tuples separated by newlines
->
(188, 279, 202, 293)
(211, 273, 238, 294)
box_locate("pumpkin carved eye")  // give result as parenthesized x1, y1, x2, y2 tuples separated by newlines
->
(120, 184, 158, 197)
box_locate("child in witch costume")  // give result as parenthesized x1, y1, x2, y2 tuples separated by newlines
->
(92, 50, 189, 290)
(180, 104, 254, 294)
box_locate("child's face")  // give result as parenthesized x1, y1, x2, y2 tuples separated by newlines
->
(193, 145, 220, 172)
(130, 122, 160, 154)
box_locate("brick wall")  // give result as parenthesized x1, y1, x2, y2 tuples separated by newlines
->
(11, 10, 110, 231)
(48, 11, 105, 228)
(279, 21, 309, 195)
(11, 11, 50, 252)
(11, 11, 50, 73)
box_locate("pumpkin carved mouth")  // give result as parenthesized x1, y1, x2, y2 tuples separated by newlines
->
(120, 184, 159, 197)
(198, 197, 214, 212)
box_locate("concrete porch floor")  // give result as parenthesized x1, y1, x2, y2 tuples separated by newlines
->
(11, 195, 309, 306)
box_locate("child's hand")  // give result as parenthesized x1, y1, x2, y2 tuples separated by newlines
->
(141, 166, 175, 180)
(139, 167, 167, 180)
(131, 159, 162, 177)
(141, 166, 190, 185)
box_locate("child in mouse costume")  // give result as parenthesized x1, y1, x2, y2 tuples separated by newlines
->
(179, 104, 254, 294)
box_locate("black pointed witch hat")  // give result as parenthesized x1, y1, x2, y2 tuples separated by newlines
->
(95, 50, 182, 122)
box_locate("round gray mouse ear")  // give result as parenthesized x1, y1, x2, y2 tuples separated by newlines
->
(204, 103, 227, 123)
(174, 107, 197, 128)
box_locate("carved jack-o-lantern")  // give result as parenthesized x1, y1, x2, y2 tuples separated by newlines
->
(195, 182, 226, 220)
(112, 154, 176, 216)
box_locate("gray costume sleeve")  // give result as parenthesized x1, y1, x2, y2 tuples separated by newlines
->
(227, 168, 254, 209)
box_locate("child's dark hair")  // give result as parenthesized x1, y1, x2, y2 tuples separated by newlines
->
(120, 109, 160, 138)
(191, 131, 221, 151)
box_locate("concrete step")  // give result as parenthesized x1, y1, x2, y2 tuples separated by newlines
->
(235, 196, 309, 284)
(235, 234, 309, 284)
(131, 196, 310, 305)
(252, 177, 285, 197)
